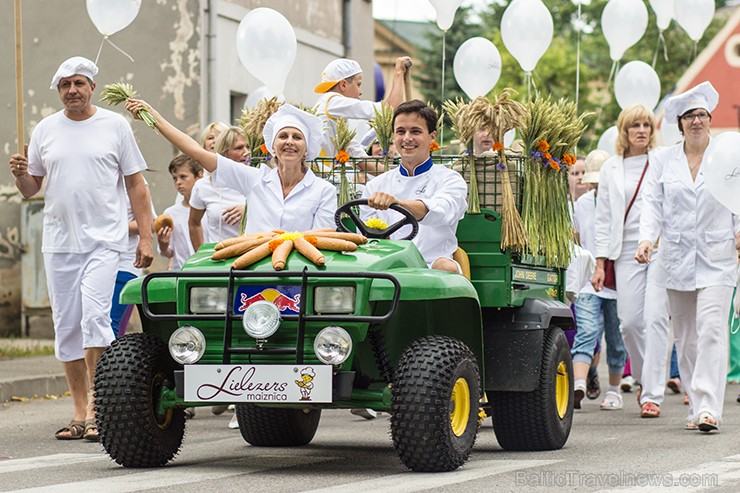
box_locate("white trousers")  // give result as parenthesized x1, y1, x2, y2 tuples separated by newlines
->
(668, 286, 733, 424)
(614, 241, 670, 393)
(44, 247, 119, 362)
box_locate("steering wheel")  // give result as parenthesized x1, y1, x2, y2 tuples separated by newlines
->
(334, 198, 419, 240)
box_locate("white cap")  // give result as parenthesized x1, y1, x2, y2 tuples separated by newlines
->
(262, 104, 323, 160)
(582, 149, 610, 184)
(314, 59, 363, 93)
(50, 56, 99, 90)
(360, 128, 378, 148)
(664, 81, 719, 123)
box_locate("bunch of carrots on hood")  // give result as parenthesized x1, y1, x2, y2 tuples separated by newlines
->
(212, 228, 368, 270)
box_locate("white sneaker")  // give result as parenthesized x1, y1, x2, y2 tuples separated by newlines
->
(228, 413, 239, 429)
(350, 408, 377, 420)
(620, 375, 635, 393)
(600, 391, 623, 410)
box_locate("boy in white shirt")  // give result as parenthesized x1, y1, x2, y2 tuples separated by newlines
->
(158, 155, 203, 270)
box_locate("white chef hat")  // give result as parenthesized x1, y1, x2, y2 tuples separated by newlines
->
(262, 104, 323, 161)
(50, 56, 99, 90)
(314, 58, 363, 93)
(663, 81, 719, 123)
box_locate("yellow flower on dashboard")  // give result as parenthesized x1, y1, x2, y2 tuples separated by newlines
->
(364, 217, 388, 230)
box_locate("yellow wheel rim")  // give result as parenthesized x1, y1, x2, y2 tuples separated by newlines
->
(555, 361, 569, 419)
(152, 372, 173, 430)
(450, 378, 471, 437)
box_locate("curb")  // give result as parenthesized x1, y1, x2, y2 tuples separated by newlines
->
(0, 374, 68, 403)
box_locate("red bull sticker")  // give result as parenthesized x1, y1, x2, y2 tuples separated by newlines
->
(235, 286, 301, 315)
(184, 364, 332, 403)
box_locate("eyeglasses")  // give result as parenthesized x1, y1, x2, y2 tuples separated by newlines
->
(680, 112, 710, 122)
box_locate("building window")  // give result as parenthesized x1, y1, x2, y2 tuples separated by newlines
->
(231, 92, 246, 124)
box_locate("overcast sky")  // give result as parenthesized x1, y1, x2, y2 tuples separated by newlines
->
(372, 0, 493, 22)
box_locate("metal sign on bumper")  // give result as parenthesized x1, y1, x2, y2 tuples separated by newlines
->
(184, 364, 333, 403)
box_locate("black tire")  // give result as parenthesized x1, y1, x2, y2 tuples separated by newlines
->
(95, 333, 185, 467)
(235, 404, 321, 446)
(490, 328, 573, 451)
(391, 336, 481, 472)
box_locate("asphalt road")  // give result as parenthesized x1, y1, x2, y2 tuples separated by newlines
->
(1, 387, 740, 493)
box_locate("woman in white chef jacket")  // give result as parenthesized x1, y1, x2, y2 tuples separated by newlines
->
(637, 81, 740, 432)
(125, 100, 337, 233)
(591, 105, 670, 415)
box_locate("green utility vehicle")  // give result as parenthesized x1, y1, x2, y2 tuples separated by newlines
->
(95, 157, 574, 472)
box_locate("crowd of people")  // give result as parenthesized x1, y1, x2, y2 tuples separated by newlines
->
(8, 53, 739, 440)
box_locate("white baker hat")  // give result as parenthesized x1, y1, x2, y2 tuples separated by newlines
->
(663, 81, 719, 123)
(50, 56, 99, 90)
(582, 149, 610, 184)
(262, 104, 323, 160)
(314, 58, 363, 93)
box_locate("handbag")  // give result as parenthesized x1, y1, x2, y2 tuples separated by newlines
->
(602, 158, 649, 290)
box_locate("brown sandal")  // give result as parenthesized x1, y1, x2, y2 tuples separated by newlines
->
(83, 419, 100, 442)
(55, 420, 85, 440)
(640, 402, 660, 418)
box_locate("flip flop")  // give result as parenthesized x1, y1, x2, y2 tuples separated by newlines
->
(55, 420, 85, 440)
(83, 419, 100, 442)
(640, 402, 660, 418)
(684, 422, 698, 431)
(698, 412, 718, 433)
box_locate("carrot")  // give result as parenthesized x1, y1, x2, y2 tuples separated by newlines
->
(214, 232, 273, 250)
(232, 241, 272, 269)
(294, 237, 325, 266)
(314, 237, 358, 252)
(300, 227, 336, 236)
(308, 231, 368, 244)
(212, 236, 273, 260)
(271, 240, 294, 271)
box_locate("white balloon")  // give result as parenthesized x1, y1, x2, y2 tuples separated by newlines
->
(504, 129, 516, 147)
(86, 0, 141, 36)
(597, 126, 618, 156)
(659, 116, 683, 145)
(453, 37, 502, 100)
(244, 86, 274, 110)
(674, 0, 715, 42)
(614, 61, 661, 111)
(428, 0, 464, 32)
(501, 0, 553, 73)
(649, 0, 674, 31)
(236, 8, 297, 96)
(703, 132, 740, 214)
(601, 0, 648, 61)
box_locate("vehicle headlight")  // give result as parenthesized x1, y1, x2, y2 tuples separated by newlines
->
(314, 286, 355, 314)
(190, 287, 227, 314)
(169, 326, 206, 364)
(243, 300, 281, 339)
(314, 326, 353, 365)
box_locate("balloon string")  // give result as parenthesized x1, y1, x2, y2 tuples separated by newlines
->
(530, 72, 539, 98)
(652, 34, 660, 68)
(106, 37, 135, 62)
(94, 37, 105, 66)
(661, 31, 669, 62)
(692, 41, 697, 63)
(653, 31, 669, 68)
(440, 32, 446, 146)
(575, 2, 582, 110)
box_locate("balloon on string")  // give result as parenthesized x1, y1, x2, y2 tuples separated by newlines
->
(601, 0, 649, 61)
(703, 131, 740, 214)
(428, 0, 464, 32)
(453, 37, 502, 100)
(614, 61, 661, 111)
(649, 0, 674, 31)
(597, 126, 618, 155)
(244, 86, 273, 110)
(504, 129, 516, 148)
(659, 116, 683, 145)
(236, 8, 297, 96)
(87, 0, 141, 36)
(501, 0, 553, 73)
(674, 0, 715, 42)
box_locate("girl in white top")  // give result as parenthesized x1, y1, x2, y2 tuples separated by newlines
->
(637, 82, 740, 432)
(188, 127, 247, 249)
(591, 105, 670, 417)
(125, 100, 336, 233)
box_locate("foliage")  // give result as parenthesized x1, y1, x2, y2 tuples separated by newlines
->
(238, 97, 283, 157)
(100, 82, 157, 130)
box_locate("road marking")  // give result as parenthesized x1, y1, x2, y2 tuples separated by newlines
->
(4, 454, 333, 493)
(596, 454, 740, 492)
(298, 459, 562, 493)
(0, 454, 105, 474)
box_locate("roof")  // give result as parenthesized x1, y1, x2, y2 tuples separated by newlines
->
(376, 19, 437, 49)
